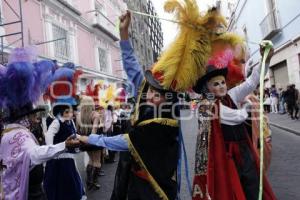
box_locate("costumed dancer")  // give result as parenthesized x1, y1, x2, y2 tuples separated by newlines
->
(77, 93, 103, 190)
(0, 48, 80, 200)
(79, 1, 227, 198)
(214, 42, 273, 173)
(191, 35, 277, 200)
(43, 66, 85, 200)
(79, 48, 180, 199)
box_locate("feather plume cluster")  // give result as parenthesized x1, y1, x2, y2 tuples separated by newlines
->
(85, 81, 100, 104)
(45, 67, 82, 105)
(210, 33, 247, 88)
(152, 0, 227, 91)
(0, 60, 55, 110)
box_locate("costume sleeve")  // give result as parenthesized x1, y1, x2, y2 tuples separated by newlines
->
(228, 61, 270, 105)
(88, 134, 128, 151)
(120, 40, 144, 97)
(24, 137, 66, 166)
(45, 119, 60, 145)
(220, 104, 249, 125)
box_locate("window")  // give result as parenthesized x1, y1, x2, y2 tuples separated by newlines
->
(98, 47, 108, 73)
(52, 24, 70, 60)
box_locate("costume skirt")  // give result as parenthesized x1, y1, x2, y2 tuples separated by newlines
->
(43, 158, 85, 200)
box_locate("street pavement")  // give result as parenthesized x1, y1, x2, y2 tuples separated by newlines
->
(268, 113, 300, 136)
(75, 111, 300, 200)
(269, 126, 300, 200)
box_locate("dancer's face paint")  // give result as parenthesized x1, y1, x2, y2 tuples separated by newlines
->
(146, 87, 166, 106)
(207, 76, 227, 97)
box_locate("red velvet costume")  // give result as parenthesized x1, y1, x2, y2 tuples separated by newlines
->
(192, 96, 276, 200)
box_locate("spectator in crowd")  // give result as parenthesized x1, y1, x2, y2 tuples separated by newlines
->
(77, 96, 103, 190)
(278, 87, 286, 114)
(104, 105, 116, 163)
(264, 93, 271, 113)
(297, 88, 300, 118)
(285, 84, 299, 119)
(270, 85, 279, 113)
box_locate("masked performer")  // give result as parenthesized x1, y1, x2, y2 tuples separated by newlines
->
(191, 38, 277, 199)
(0, 48, 80, 200)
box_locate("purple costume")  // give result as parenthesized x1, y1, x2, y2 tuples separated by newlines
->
(0, 123, 66, 200)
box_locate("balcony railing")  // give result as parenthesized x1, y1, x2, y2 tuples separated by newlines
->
(92, 11, 119, 42)
(260, 9, 281, 39)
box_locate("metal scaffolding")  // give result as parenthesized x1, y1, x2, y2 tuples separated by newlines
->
(0, 0, 24, 64)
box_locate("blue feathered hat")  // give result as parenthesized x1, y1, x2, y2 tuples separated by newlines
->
(44, 62, 82, 116)
(0, 47, 56, 122)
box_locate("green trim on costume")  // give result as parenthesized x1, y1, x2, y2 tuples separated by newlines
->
(124, 134, 169, 200)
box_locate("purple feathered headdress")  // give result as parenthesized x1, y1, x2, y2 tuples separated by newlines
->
(0, 47, 55, 113)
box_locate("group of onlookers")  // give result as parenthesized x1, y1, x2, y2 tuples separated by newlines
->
(263, 84, 300, 119)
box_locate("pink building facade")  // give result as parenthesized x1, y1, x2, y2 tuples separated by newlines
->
(0, 0, 127, 92)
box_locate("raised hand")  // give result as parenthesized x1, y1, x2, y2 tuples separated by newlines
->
(119, 10, 131, 40)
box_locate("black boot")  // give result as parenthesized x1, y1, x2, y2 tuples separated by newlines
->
(96, 167, 105, 177)
(86, 165, 94, 190)
(92, 167, 101, 190)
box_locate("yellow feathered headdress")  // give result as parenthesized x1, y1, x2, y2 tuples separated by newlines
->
(152, 0, 246, 92)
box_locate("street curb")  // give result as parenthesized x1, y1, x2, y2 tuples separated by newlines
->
(270, 123, 300, 136)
